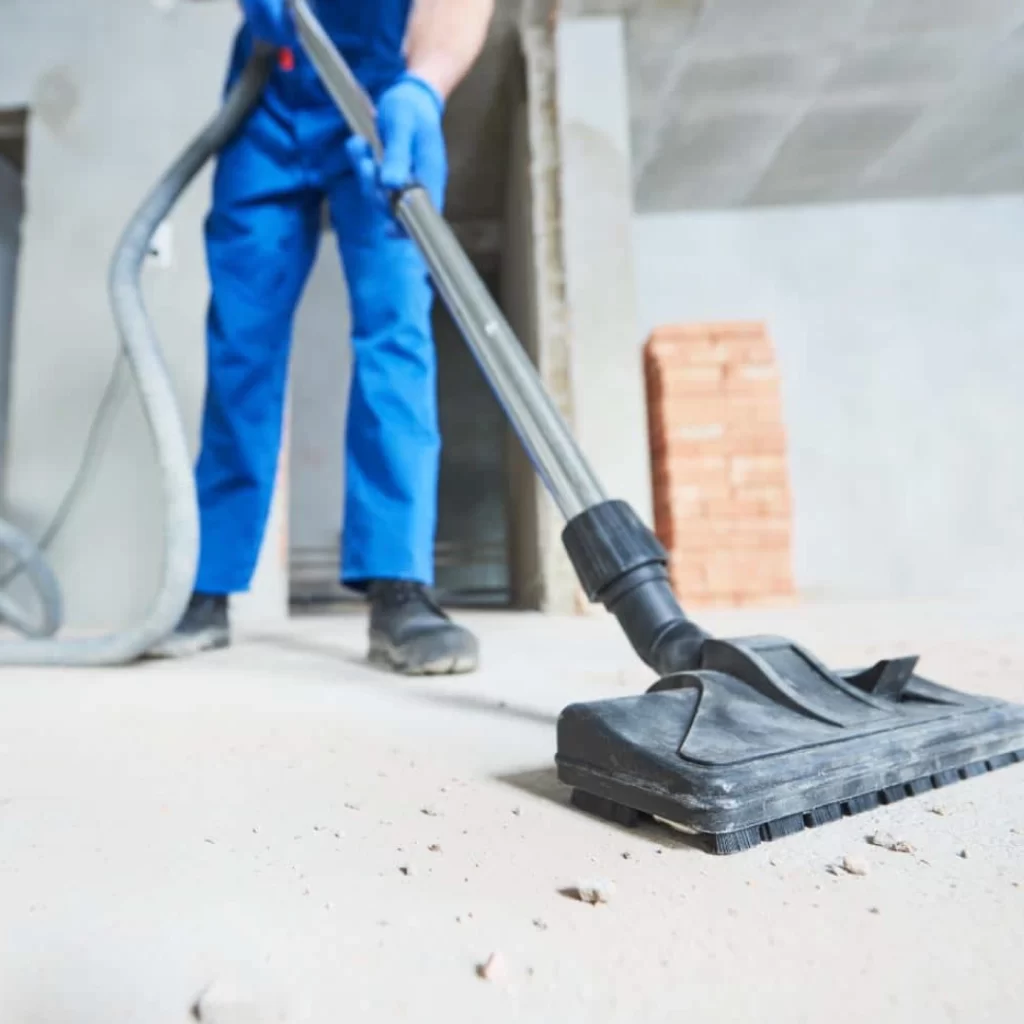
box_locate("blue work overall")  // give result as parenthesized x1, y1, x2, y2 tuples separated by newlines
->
(193, 1, 441, 594)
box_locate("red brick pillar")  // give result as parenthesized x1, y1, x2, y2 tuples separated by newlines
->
(644, 322, 795, 608)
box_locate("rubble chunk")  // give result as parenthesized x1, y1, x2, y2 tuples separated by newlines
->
(840, 856, 869, 876)
(476, 952, 506, 981)
(566, 879, 616, 904)
(866, 832, 915, 854)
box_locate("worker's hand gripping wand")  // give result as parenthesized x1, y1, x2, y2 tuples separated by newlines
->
(288, 0, 709, 675)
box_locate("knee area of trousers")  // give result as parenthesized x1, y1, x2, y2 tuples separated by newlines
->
(346, 263, 433, 328)
(205, 213, 307, 293)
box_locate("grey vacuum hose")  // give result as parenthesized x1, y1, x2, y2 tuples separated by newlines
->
(0, 517, 62, 639)
(0, 44, 276, 665)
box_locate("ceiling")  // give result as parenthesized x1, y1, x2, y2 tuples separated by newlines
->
(621, 0, 1024, 211)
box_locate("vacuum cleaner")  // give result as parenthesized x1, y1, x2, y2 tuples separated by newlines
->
(3, 1, 1022, 855)
(287, 2, 1024, 854)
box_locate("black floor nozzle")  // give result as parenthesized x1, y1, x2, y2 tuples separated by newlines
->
(556, 630, 1024, 854)
(557, 501, 1024, 854)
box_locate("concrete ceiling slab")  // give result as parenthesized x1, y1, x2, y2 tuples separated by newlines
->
(748, 100, 926, 204)
(624, 0, 1024, 211)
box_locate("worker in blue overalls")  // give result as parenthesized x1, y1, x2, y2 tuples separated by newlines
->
(149, 0, 494, 673)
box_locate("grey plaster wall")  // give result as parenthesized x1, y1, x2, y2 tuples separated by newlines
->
(500, 26, 583, 616)
(1, 0, 243, 630)
(555, 16, 652, 530)
(633, 195, 1024, 601)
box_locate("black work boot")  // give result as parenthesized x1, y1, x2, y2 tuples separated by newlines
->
(367, 579, 479, 676)
(146, 591, 230, 659)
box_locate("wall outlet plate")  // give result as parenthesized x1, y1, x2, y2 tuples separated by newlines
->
(147, 220, 174, 269)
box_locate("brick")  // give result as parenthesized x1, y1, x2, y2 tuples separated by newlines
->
(650, 320, 764, 343)
(669, 563, 709, 588)
(653, 366, 727, 395)
(670, 520, 790, 552)
(668, 482, 725, 507)
(647, 324, 718, 343)
(659, 455, 731, 492)
(730, 485, 792, 516)
(659, 396, 730, 429)
(652, 337, 773, 369)
(658, 343, 729, 368)
(654, 480, 731, 517)
(723, 338, 774, 364)
(659, 424, 730, 458)
(722, 394, 785, 426)
(700, 558, 754, 595)
(649, 424, 787, 462)
(701, 492, 787, 519)
(721, 375, 780, 402)
(675, 423, 727, 443)
(730, 455, 788, 488)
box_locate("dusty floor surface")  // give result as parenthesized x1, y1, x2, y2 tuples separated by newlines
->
(0, 597, 1022, 1023)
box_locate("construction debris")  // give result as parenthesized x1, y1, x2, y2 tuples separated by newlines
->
(830, 856, 869, 877)
(476, 952, 506, 981)
(867, 832, 915, 854)
(567, 879, 616, 904)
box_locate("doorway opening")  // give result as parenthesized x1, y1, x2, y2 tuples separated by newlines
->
(0, 108, 28, 489)
(287, 231, 514, 611)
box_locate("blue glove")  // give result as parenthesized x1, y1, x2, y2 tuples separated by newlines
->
(345, 74, 448, 213)
(240, 0, 295, 46)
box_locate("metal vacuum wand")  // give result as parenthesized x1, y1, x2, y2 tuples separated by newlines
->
(289, 0, 607, 523)
(290, 1, 710, 677)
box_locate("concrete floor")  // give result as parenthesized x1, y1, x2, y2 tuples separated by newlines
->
(0, 598, 1022, 1022)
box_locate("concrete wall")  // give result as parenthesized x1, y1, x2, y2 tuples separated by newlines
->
(1, 0, 246, 630)
(0, 155, 22, 479)
(499, 26, 582, 615)
(633, 195, 1024, 601)
(554, 16, 652, 530)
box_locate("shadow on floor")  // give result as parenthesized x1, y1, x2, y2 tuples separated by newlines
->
(496, 765, 706, 853)
(249, 632, 560, 728)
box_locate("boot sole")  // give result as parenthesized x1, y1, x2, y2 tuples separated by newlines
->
(144, 628, 230, 660)
(368, 634, 479, 676)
